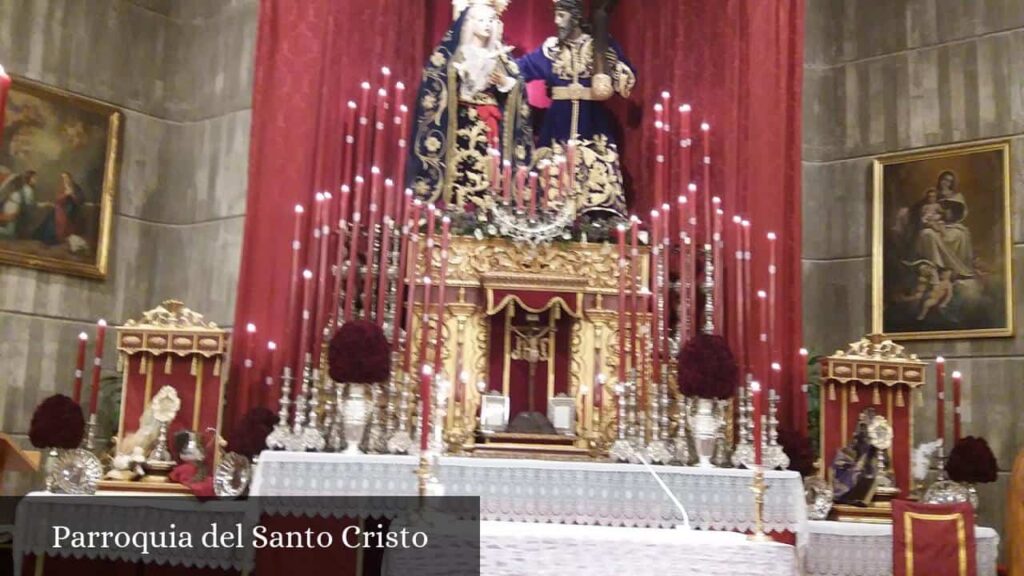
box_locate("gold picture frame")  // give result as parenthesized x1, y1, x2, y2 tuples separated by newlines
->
(0, 75, 121, 279)
(872, 139, 1013, 340)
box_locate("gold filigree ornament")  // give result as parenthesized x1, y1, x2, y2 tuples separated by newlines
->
(125, 299, 218, 330)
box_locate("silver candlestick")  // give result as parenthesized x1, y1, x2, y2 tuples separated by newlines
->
(84, 413, 99, 452)
(382, 222, 402, 337)
(285, 355, 312, 451)
(674, 396, 691, 465)
(267, 367, 293, 450)
(766, 389, 789, 470)
(609, 381, 631, 463)
(732, 382, 755, 468)
(702, 244, 715, 334)
(301, 368, 326, 451)
(387, 372, 413, 454)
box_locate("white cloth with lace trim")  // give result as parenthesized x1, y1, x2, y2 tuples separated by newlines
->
(805, 520, 999, 576)
(252, 452, 807, 541)
(385, 521, 799, 576)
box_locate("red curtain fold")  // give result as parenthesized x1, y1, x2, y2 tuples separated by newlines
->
(229, 0, 443, 424)
(233, 0, 804, 433)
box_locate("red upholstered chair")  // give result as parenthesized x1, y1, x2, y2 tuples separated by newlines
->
(893, 500, 977, 576)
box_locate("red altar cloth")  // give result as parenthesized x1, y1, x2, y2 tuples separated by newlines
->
(893, 500, 977, 576)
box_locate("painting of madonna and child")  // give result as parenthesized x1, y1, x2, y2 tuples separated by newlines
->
(874, 141, 1012, 340)
(0, 77, 121, 279)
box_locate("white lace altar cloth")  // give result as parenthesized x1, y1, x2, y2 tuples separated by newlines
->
(385, 521, 799, 576)
(13, 493, 254, 574)
(805, 520, 999, 576)
(252, 452, 807, 538)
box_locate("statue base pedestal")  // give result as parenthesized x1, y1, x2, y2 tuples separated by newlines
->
(507, 411, 556, 434)
(472, 432, 589, 461)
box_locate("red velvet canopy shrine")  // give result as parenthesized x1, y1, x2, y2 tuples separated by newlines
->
(230, 0, 804, 433)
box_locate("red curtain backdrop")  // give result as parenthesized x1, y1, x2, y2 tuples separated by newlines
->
(232, 0, 805, 433)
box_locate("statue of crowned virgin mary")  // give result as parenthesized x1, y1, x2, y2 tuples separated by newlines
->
(406, 0, 533, 210)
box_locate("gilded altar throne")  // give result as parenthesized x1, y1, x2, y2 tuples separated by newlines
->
(414, 236, 649, 457)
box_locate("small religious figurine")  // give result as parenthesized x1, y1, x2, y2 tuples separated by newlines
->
(517, 0, 636, 217)
(407, 0, 533, 211)
(831, 409, 899, 505)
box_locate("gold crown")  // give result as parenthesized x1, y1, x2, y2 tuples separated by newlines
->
(452, 0, 510, 17)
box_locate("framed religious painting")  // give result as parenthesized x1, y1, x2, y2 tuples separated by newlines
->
(872, 140, 1013, 340)
(0, 75, 121, 279)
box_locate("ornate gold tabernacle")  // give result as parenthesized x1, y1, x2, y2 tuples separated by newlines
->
(410, 236, 651, 457)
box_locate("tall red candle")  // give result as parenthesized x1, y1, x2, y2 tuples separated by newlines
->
(417, 207, 438, 367)
(0, 66, 10, 147)
(741, 219, 752, 372)
(391, 189, 415, 348)
(287, 205, 305, 362)
(653, 103, 665, 208)
(700, 122, 712, 245)
(363, 166, 384, 319)
(431, 216, 452, 370)
(239, 323, 256, 411)
(629, 217, 640, 372)
(713, 200, 724, 332)
(73, 332, 88, 405)
(395, 102, 410, 197)
(733, 216, 746, 375)
(263, 340, 278, 407)
(528, 172, 538, 217)
(757, 290, 769, 391)
(344, 176, 367, 321)
(375, 179, 397, 327)
(329, 186, 351, 329)
(616, 223, 628, 385)
(354, 82, 372, 196)
(676, 195, 688, 344)
(419, 364, 434, 452)
(341, 100, 357, 190)
(952, 370, 962, 441)
(660, 202, 671, 361)
(314, 192, 333, 338)
(751, 380, 763, 465)
(936, 356, 946, 442)
(502, 160, 512, 202)
(307, 193, 325, 330)
(678, 104, 692, 187)
(89, 319, 107, 415)
(297, 270, 314, 372)
(402, 201, 424, 373)
(766, 231, 778, 375)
